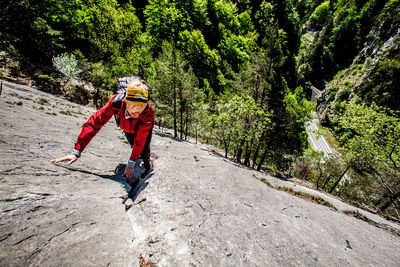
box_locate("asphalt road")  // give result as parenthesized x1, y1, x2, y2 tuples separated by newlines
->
(305, 119, 333, 156)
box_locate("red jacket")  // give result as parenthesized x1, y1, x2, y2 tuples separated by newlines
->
(74, 94, 154, 161)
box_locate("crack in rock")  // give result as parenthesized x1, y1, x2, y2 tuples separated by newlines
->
(0, 233, 12, 242)
(2, 196, 24, 202)
(14, 234, 37, 246)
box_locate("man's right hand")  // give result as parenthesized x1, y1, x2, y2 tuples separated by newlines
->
(123, 166, 135, 184)
(51, 154, 78, 165)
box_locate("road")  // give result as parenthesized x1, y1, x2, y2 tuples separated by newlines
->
(305, 118, 333, 157)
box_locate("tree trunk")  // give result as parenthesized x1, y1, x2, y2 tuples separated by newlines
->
(300, 165, 309, 180)
(173, 86, 177, 139)
(337, 181, 349, 197)
(257, 146, 268, 171)
(236, 139, 245, 163)
(252, 131, 266, 169)
(185, 112, 189, 141)
(195, 126, 198, 145)
(223, 137, 229, 158)
(316, 162, 323, 189)
(234, 143, 239, 161)
(179, 89, 183, 140)
(375, 192, 388, 207)
(252, 142, 260, 169)
(329, 166, 350, 194)
(379, 190, 400, 213)
(254, 74, 260, 104)
(321, 172, 334, 191)
(244, 138, 254, 167)
(243, 141, 250, 166)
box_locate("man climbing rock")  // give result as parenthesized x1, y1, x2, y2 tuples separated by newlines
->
(52, 77, 154, 185)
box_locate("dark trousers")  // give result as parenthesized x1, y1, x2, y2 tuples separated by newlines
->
(124, 123, 153, 161)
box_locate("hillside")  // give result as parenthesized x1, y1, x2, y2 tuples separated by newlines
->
(1, 81, 400, 265)
(313, 2, 400, 124)
(294, 0, 400, 217)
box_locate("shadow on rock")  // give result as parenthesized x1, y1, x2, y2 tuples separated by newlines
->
(55, 164, 153, 202)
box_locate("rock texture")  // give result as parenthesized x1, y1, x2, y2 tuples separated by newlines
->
(1, 81, 400, 266)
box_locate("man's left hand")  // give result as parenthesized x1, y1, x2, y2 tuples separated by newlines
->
(123, 166, 135, 184)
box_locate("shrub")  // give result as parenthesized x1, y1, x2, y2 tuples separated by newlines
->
(308, 1, 331, 29)
(52, 53, 80, 81)
(336, 87, 351, 101)
(328, 86, 338, 101)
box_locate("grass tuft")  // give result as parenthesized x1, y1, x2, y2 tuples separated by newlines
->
(37, 98, 50, 105)
(344, 210, 370, 222)
(59, 110, 72, 116)
(253, 174, 335, 209)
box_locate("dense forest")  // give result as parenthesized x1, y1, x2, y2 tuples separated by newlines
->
(1, 0, 399, 218)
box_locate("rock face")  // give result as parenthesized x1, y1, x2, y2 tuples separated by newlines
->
(1, 81, 400, 266)
(317, 23, 400, 122)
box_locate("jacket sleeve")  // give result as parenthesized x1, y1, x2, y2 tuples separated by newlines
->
(129, 108, 154, 161)
(74, 95, 117, 153)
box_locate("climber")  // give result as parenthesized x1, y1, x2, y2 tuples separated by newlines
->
(52, 77, 154, 185)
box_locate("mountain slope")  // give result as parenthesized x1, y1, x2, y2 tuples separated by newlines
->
(1, 81, 400, 266)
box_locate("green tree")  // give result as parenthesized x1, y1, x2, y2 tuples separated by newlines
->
(178, 29, 223, 93)
(151, 41, 202, 139)
(110, 34, 154, 79)
(174, 0, 212, 33)
(308, 1, 331, 29)
(208, 97, 237, 157)
(144, 0, 187, 53)
(256, 75, 310, 171)
(85, 0, 142, 58)
(338, 100, 400, 214)
(208, 93, 270, 161)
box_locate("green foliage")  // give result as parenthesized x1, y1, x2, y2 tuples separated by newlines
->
(298, 0, 393, 89)
(144, 0, 187, 52)
(280, 80, 310, 159)
(336, 87, 351, 102)
(88, 62, 114, 88)
(218, 30, 258, 70)
(254, 1, 274, 33)
(337, 100, 400, 212)
(84, 0, 142, 57)
(377, 0, 400, 39)
(31, 17, 65, 57)
(329, 7, 361, 67)
(208, 93, 270, 158)
(151, 41, 204, 139)
(214, 0, 241, 33)
(359, 56, 400, 110)
(308, 1, 331, 29)
(178, 29, 223, 92)
(284, 85, 311, 124)
(52, 53, 80, 81)
(181, 0, 212, 33)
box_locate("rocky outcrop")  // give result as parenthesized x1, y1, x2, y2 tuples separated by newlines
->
(1, 81, 400, 266)
(317, 19, 400, 123)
